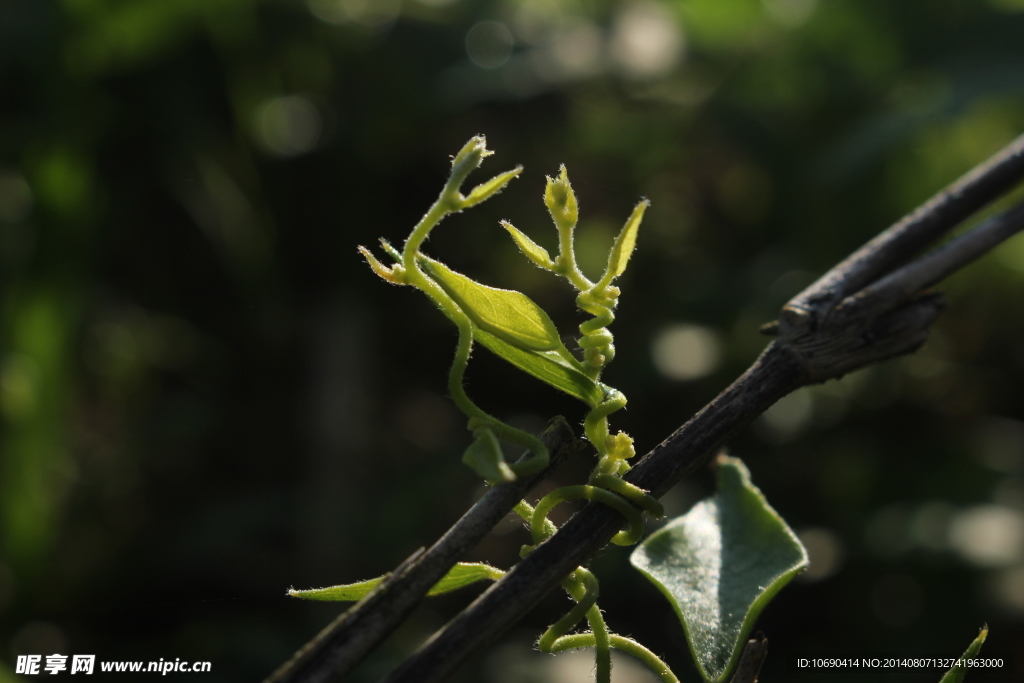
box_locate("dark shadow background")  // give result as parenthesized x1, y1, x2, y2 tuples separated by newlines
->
(3, 0, 1024, 681)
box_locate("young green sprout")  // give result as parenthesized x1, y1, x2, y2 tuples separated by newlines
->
(356, 138, 667, 683)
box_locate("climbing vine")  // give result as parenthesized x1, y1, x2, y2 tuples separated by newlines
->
(288, 138, 988, 683)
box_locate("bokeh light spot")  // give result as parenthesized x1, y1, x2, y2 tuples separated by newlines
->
(610, 1, 684, 80)
(797, 527, 845, 581)
(950, 504, 1024, 567)
(466, 21, 515, 69)
(255, 95, 323, 157)
(651, 324, 721, 381)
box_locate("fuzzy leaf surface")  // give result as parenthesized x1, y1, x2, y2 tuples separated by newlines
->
(463, 167, 522, 208)
(421, 258, 562, 352)
(602, 200, 648, 284)
(631, 456, 808, 683)
(501, 221, 554, 269)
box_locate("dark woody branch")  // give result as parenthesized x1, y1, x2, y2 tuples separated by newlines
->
(780, 131, 1024, 330)
(265, 418, 583, 683)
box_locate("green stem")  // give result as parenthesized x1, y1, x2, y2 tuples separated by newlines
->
(402, 196, 454, 272)
(399, 202, 549, 477)
(555, 227, 592, 292)
(537, 569, 599, 653)
(541, 567, 680, 683)
(606, 637, 679, 683)
(513, 500, 557, 539)
(547, 633, 680, 683)
(589, 474, 664, 518)
(586, 604, 612, 683)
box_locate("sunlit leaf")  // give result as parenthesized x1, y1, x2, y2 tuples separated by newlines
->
(938, 627, 988, 683)
(463, 427, 515, 483)
(601, 200, 648, 285)
(473, 327, 604, 407)
(289, 577, 382, 602)
(288, 562, 504, 602)
(631, 456, 808, 683)
(501, 220, 554, 270)
(462, 167, 522, 208)
(427, 561, 505, 594)
(420, 257, 562, 352)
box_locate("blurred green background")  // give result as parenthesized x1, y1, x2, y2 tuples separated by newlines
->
(3, 0, 1024, 681)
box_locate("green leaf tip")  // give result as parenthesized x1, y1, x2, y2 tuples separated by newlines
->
(600, 199, 648, 286)
(544, 164, 578, 231)
(502, 220, 555, 270)
(359, 245, 405, 284)
(452, 135, 492, 166)
(289, 562, 505, 602)
(448, 135, 494, 191)
(463, 167, 523, 209)
(630, 455, 808, 683)
(938, 626, 988, 683)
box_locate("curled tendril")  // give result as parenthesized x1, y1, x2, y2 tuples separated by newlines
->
(499, 164, 673, 683)
(577, 287, 619, 370)
(518, 491, 676, 683)
(528, 485, 645, 548)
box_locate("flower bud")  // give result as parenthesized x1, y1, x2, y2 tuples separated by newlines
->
(544, 165, 578, 231)
(448, 136, 493, 192)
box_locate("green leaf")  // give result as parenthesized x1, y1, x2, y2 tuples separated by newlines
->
(428, 561, 506, 594)
(462, 167, 522, 208)
(463, 427, 515, 483)
(289, 562, 504, 602)
(600, 200, 648, 286)
(420, 257, 562, 352)
(473, 326, 605, 407)
(414, 256, 602, 405)
(502, 220, 555, 270)
(289, 577, 382, 602)
(630, 456, 808, 683)
(938, 626, 988, 683)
